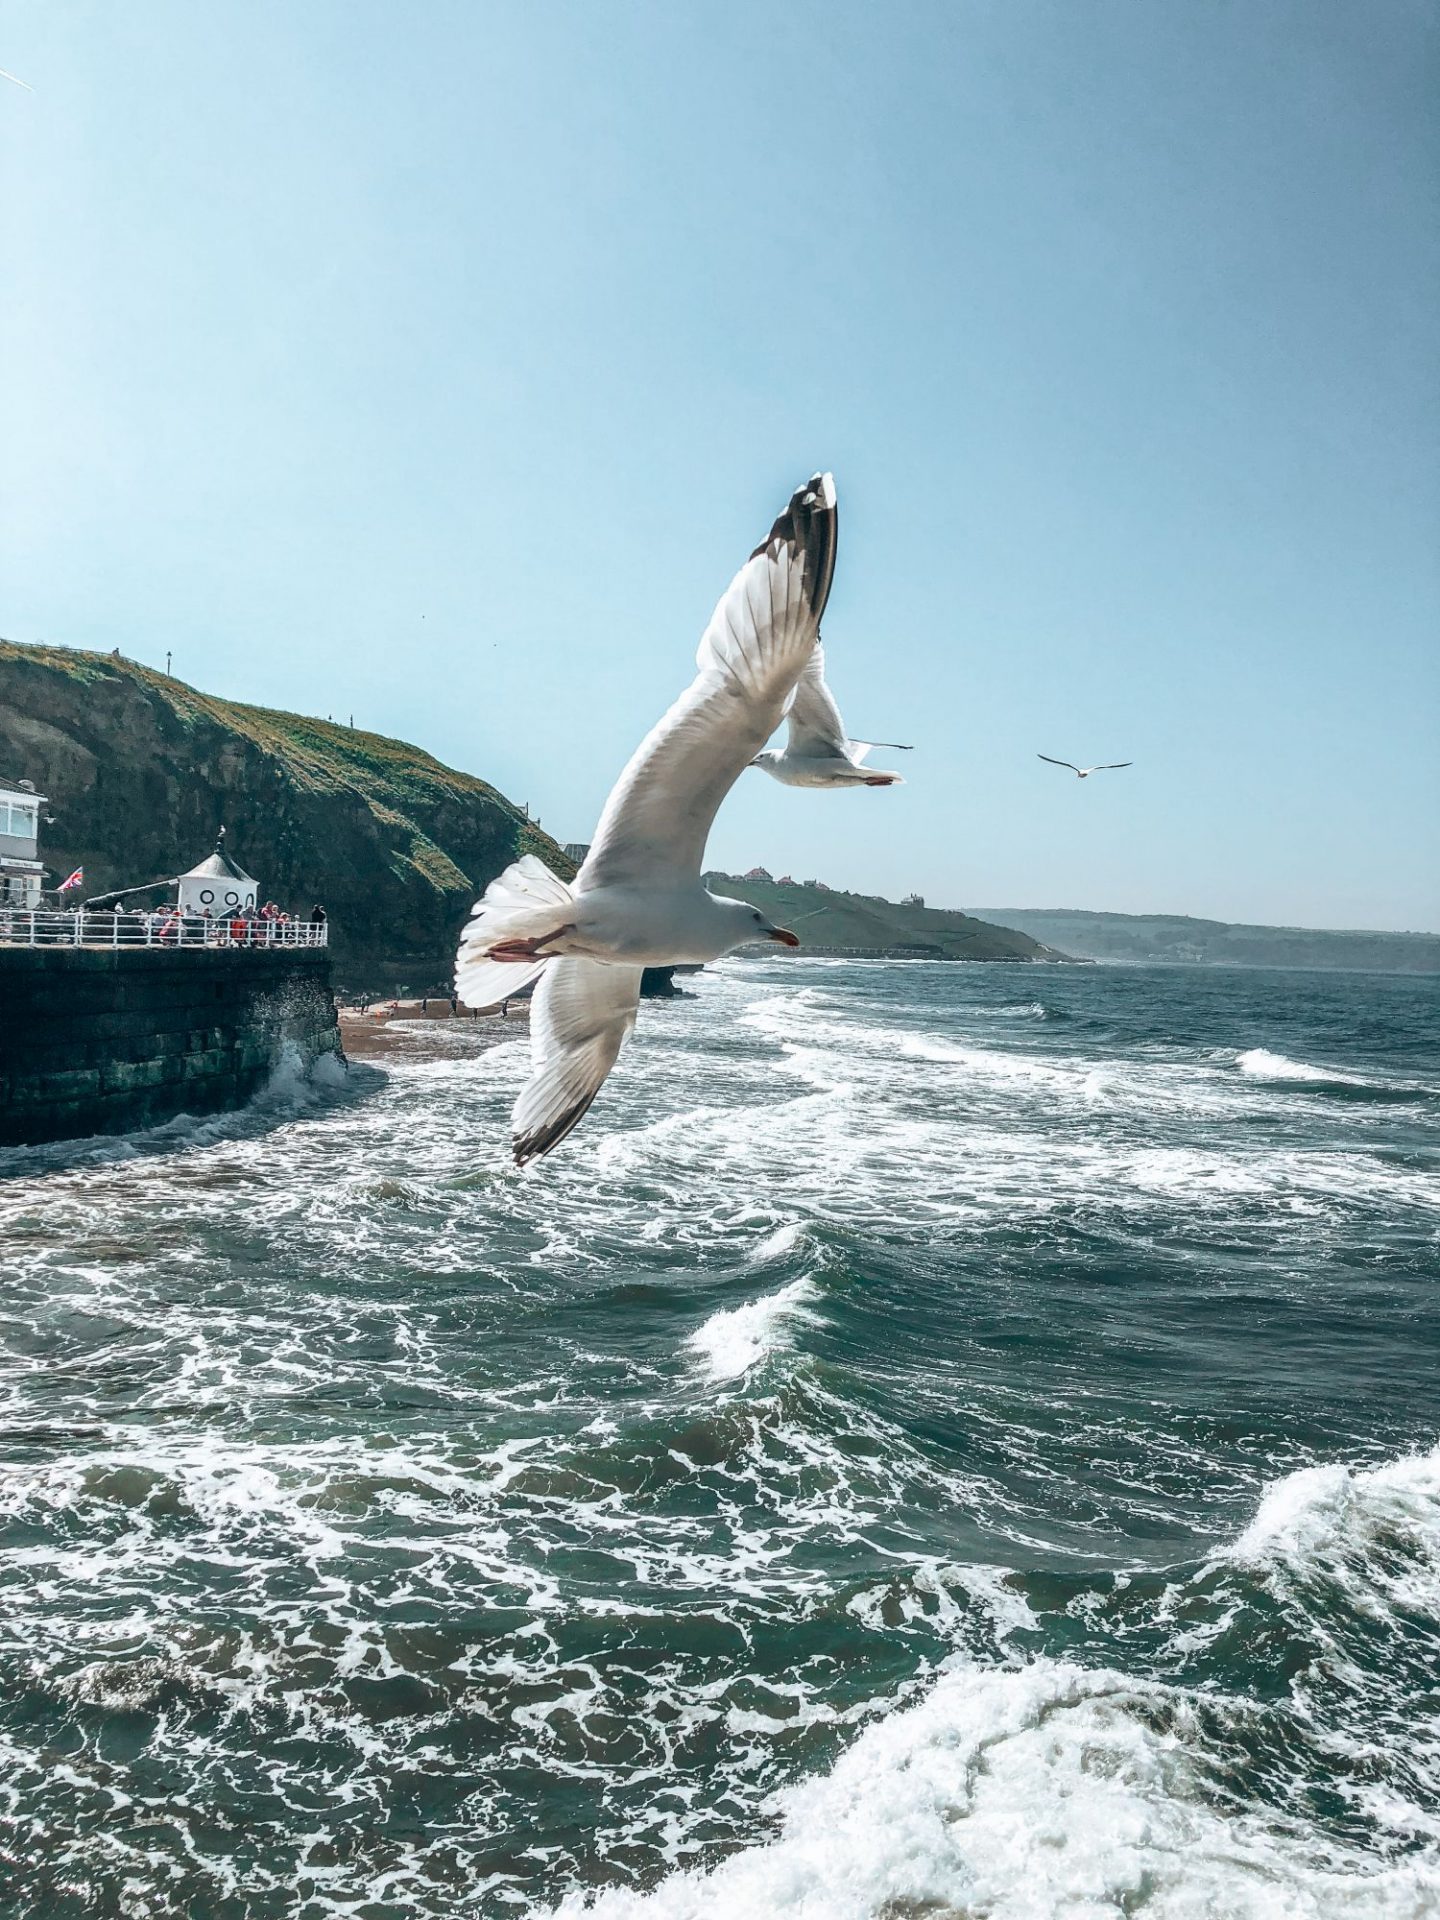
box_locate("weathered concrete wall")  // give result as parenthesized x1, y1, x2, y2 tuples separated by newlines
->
(0, 947, 344, 1146)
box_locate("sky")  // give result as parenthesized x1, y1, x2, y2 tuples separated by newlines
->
(2, 1, 1437, 932)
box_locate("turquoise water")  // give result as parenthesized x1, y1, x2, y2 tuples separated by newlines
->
(2, 960, 1437, 1918)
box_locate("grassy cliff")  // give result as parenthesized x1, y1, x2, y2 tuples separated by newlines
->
(0, 639, 573, 992)
(703, 873, 1060, 962)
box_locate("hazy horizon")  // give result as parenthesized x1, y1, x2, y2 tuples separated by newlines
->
(3, 3, 1436, 932)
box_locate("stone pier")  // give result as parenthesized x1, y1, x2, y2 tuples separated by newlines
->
(0, 946, 343, 1147)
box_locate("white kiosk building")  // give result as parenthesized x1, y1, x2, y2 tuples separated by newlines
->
(0, 778, 47, 908)
(176, 833, 258, 917)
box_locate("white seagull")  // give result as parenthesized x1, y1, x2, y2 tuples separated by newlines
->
(751, 643, 910, 789)
(456, 474, 838, 1164)
(1037, 755, 1133, 779)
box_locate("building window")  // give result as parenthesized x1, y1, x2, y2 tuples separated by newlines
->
(1, 802, 37, 839)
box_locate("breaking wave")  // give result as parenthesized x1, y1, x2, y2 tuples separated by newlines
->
(555, 1442, 1440, 1918)
(552, 1661, 1433, 1919)
(686, 1277, 823, 1381)
(1235, 1046, 1366, 1084)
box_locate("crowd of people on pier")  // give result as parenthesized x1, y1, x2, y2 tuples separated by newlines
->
(0, 899, 329, 947)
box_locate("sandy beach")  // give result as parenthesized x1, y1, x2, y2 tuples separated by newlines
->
(338, 1001, 530, 1060)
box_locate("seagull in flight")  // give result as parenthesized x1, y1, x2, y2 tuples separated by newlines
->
(1038, 755, 1133, 779)
(456, 473, 838, 1164)
(751, 643, 910, 788)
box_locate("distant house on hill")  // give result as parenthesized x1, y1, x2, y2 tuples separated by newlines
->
(777, 875, 795, 886)
(902, 893, 925, 908)
(743, 866, 773, 882)
(562, 843, 591, 867)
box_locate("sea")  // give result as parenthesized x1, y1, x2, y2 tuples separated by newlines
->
(2, 958, 1438, 1919)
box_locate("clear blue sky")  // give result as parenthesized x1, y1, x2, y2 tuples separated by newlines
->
(3, 1, 1436, 930)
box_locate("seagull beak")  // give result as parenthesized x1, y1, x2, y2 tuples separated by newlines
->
(769, 927, 800, 947)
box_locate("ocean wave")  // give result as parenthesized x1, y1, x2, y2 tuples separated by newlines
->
(1226, 1444, 1440, 1605)
(542, 1439, 1440, 1917)
(686, 1278, 823, 1382)
(1230, 1049, 1435, 1104)
(549, 1655, 1435, 1919)
(1235, 1047, 1368, 1085)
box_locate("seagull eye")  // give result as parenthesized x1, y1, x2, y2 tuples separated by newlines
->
(753, 912, 761, 921)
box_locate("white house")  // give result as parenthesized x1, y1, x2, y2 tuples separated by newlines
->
(176, 834, 258, 916)
(0, 779, 47, 907)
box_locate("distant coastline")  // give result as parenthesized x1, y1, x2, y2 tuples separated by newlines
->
(969, 907, 1439, 975)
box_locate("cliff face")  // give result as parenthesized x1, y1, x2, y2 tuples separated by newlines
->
(0, 639, 574, 993)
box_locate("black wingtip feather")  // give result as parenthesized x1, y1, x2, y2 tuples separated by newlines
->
(512, 1089, 603, 1167)
(749, 472, 838, 628)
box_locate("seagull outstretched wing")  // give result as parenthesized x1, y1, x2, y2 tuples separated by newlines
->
(774, 644, 913, 767)
(581, 475, 837, 891)
(784, 646, 851, 758)
(511, 957, 644, 1166)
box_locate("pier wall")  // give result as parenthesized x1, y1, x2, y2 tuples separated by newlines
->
(0, 947, 343, 1147)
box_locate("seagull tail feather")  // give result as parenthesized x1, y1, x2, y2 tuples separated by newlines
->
(456, 955, 550, 1012)
(455, 855, 575, 1006)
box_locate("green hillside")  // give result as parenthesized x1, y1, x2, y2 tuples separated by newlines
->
(704, 874, 1061, 962)
(0, 638, 573, 991)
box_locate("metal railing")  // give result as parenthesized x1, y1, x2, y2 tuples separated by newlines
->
(0, 910, 329, 950)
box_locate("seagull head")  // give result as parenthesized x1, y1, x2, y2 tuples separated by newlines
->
(714, 896, 801, 950)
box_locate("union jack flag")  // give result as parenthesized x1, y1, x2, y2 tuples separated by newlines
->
(57, 867, 84, 893)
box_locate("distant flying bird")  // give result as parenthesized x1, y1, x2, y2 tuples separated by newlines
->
(456, 473, 837, 1164)
(752, 644, 910, 789)
(1038, 755, 1133, 779)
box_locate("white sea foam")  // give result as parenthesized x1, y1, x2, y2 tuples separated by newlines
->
(1234, 1047, 1364, 1086)
(1227, 1444, 1440, 1613)
(746, 1220, 812, 1265)
(550, 1655, 1433, 1919)
(685, 1277, 822, 1382)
